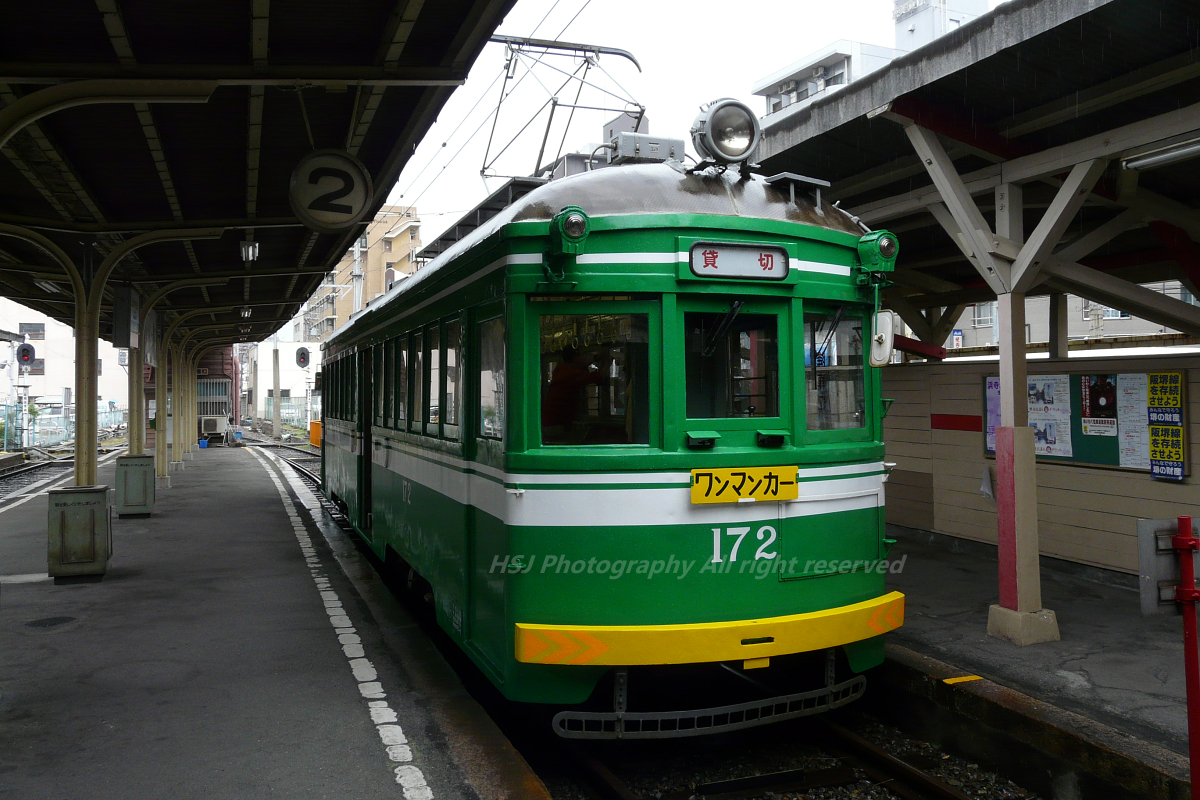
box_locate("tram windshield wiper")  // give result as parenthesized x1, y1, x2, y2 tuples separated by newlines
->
(814, 304, 845, 364)
(701, 300, 744, 357)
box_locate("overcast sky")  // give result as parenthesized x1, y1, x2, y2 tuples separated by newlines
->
(386, 0, 1004, 243)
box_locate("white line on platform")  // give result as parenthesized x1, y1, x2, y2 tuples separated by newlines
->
(247, 447, 433, 799)
(0, 573, 50, 584)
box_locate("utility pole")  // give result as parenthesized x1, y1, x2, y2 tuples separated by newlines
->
(352, 234, 364, 313)
(272, 337, 282, 441)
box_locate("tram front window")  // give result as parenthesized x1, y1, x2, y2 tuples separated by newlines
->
(540, 314, 649, 445)
(805, 308, 865, 430)
(685, 310, 779, 419)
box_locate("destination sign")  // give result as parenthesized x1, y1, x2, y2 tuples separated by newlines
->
(689, 243, 789, 280)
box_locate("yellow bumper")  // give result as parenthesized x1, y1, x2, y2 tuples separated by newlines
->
(515, 591, 904, 666)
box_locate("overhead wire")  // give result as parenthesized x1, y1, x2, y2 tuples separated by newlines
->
(376, 0, 612, 253)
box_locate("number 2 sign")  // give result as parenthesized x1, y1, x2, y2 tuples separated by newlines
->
(288, 149, 374, 233)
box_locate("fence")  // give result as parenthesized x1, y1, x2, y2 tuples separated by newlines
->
(0, 404, 128, 450)
(261, 397, 321, 427)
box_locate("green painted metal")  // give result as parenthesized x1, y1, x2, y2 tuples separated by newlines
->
(320, 194, 900, 706)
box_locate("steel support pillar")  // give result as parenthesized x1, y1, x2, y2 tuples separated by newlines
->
(181, 351, 194, 460)
(73, 294, 99, 485)
(127, 346, 144, 454)
(154, 334, 170, 488)
(988, 292, 1060, 645)
(170, 344, 184, 472)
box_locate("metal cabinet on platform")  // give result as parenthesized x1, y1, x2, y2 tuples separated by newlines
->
(115, 454, 155, 517)
(47, 485, 111, 579)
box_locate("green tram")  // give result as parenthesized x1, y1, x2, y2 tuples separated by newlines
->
(321, 107, 904, 739)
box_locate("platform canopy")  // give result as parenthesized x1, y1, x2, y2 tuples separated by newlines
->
(756, 0, 1200, 345)
(0, 0, 516, 348)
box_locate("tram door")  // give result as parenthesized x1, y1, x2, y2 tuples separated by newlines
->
(357, 347, 373, 540)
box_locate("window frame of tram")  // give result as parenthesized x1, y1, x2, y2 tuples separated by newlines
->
(802, 303, 872, 442)
(477, 309, 506, 442)
(679, 297, 789, 444)
(531, 298, 659, 450)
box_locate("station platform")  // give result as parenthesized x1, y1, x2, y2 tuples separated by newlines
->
(0, 446, 547, 800)
(884, 524, 1192, 795)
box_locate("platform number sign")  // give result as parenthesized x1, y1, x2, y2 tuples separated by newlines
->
(288, 150, 374, 234)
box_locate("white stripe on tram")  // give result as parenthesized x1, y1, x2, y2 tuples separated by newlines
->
(363, 443, 884, 527)
(572, 252, 852, 276)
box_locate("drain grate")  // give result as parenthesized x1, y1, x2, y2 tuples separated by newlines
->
(26, 616, 75, 628)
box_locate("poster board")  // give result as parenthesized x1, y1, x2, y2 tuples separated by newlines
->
(983, 372, 1188, 480)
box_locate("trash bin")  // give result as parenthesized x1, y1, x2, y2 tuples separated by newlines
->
(198, 439, 208, 449)
(115, 454, 154, 517)
(48, 485, 111, 579)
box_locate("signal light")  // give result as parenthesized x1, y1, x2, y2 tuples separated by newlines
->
(16, 343, 35, 365)
(296, 346, 310, 368)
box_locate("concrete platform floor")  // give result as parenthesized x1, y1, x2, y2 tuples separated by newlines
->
(887, 524, 1188, 756)
(0, 446, 545, 800)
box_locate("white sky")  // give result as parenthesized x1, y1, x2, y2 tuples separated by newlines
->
(386, 0, 1003, 243)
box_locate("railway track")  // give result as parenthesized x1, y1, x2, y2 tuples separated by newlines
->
(0, 459, 75, 502)
(566, 722, 979, 800)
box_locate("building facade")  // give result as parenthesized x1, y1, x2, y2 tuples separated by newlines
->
(1, 297, 130, 410)
(300, 204, 420, 343)
(940, 282, 1200, 351)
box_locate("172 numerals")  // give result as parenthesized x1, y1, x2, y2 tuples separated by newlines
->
(711, 525, 777, 563)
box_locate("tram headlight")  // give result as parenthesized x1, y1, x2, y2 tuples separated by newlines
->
(857, 230, 900, 271)
(550, 205, 590, 257)
(562, 212, 588, 239)
(690, 98, 762, 165)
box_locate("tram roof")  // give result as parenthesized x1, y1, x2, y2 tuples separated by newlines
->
(334, 163, 866, 341)
(0, 0, 516, 350)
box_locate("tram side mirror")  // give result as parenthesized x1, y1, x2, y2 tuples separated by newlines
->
(869, 311, 896, 367)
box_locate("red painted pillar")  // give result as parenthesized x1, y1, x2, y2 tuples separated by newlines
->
(1173, 515, 1200, 800)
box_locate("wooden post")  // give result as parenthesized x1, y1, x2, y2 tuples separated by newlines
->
(988, 292, 1060, 644)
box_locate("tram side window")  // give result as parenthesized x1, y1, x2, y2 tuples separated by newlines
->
(684, 310, 779, 419)
(331, 360, 338, 419)
(478, 317, 505, 439)
(374, 345, 385, 426)
(540, 314, 650, 445)
(804, 308, 865, 430)
(426, 326, 441, 435)
(444, 318, 462, 439)
(395, 335, 408, 427)
(410, 332, 423, 434)
(384, 339, 394, 427)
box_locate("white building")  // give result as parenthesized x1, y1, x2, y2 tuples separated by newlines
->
(242, 339, 323, 427)
(753, 0, 988, 123)
(753, 40, 905, 120)
(1, 297, 129, 411)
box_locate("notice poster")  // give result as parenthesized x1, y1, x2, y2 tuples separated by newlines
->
(1116, 373, 1150, 469)
(1148, 372, 1186, 481)
(1080, 374, 1118, 436)
(1028, 374, 1073, 457)
(985, 377, 1001, 453)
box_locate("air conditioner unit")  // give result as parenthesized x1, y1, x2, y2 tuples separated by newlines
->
(779, 80, 797, 94)
(812, 65, 825, 79)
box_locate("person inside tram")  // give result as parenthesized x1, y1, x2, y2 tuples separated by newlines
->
(542, 346, 608, 444)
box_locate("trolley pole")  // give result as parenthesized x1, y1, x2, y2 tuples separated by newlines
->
(1174, 515, 1200, 800)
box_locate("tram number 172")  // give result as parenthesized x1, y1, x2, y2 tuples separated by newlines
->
(712, 525, 778, 563)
